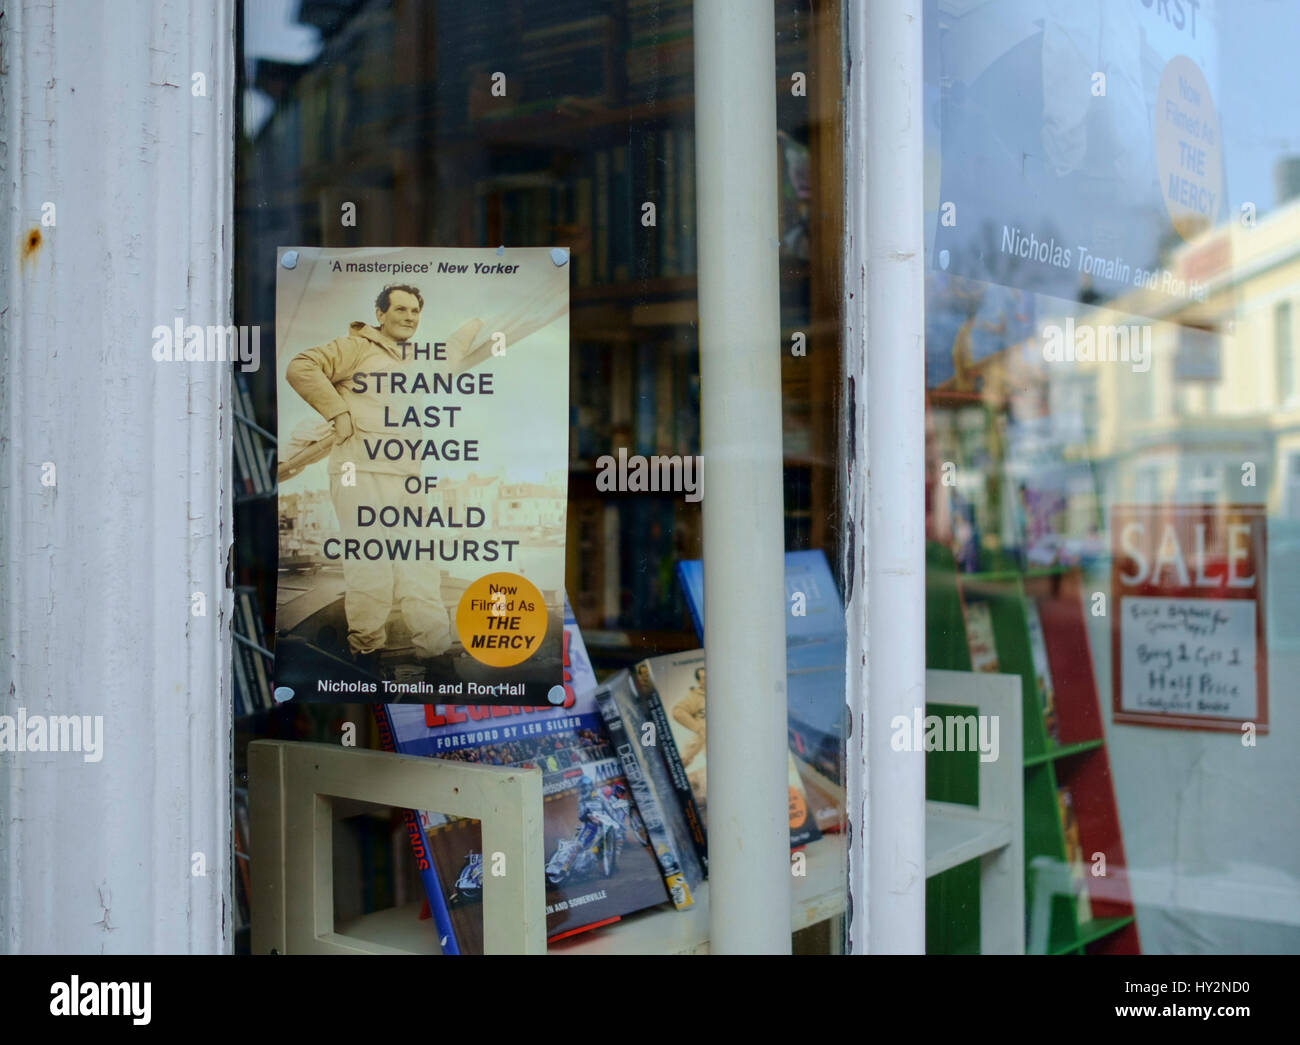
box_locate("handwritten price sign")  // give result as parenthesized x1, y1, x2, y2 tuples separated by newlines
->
(1111, 505, 1267, 732)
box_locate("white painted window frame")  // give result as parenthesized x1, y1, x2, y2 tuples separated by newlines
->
(841, 0, 927, 954)
(1, 0, 927, 956)
(1, 0, 236, 953)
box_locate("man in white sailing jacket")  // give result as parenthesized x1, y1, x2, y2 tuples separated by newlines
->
(286, 284, 453, 666)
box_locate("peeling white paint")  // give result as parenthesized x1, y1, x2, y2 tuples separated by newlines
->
(844, 0, 926, 954)
(0, 0, 234, 954)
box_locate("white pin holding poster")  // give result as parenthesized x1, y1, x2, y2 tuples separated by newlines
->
(273, 247, 569, 706)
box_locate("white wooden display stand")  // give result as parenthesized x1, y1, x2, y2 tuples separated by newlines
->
(249, 740, 546, 954)
(924, 669, 1025, 955)
(249, 671, 1021, 954)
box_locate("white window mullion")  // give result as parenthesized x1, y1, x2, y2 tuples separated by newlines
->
(844, 0, 927, 955)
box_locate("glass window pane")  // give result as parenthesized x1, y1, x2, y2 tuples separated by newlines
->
(235, 0, 846, 954)
(925, 0, 1300, 954)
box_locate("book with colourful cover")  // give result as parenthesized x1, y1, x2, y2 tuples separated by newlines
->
(636, 648, 821, 857)
(376, 599, 670, 953)
(1024, 599, 1058, 742)
(371, 705, 459, 952)
(594, 669, 701, 908)
(632, 654, 708, 873)
(676, 550, 846, 831)
(961, 598, 1000, 673)
(273, 246, 569, 706)
(1056, 787, 1093, 926)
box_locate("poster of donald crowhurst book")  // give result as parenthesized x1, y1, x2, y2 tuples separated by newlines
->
(274, 247, 569, 706)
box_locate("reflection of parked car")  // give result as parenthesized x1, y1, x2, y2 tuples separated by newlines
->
(1024, 532, 1105, 569)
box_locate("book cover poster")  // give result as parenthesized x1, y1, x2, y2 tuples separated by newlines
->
(275, 247, 569, 705)
(926, 0, 1224, 313)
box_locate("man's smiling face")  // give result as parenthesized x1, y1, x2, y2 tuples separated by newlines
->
(377, 289, 421, 342)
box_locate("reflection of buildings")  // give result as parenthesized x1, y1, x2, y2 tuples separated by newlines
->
(497, 482, 566, 529)
(930, 176, 1300, 577)
(1051, 189, 1300, 520)
(999, 182, 1300, 643)
(433, 471, 566, 531)
(279, 489, 336, 556)
(434, 473, 501, 522)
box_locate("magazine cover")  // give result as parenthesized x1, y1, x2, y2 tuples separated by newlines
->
(677, 551, 846, 831)
(274, 246, 569, 705)
(378, 601, 670, 953)
(594, 671, 701, 909)
(637, 649, 821, 852)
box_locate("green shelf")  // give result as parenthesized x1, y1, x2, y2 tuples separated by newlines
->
(925, 542, 1140, 954)
(1050, 915, 1136, 955)
(1024, 738, 1105, 767)
(961, 569, 1024, 583)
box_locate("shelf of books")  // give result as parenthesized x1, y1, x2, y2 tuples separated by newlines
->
(333, 833, 846, 957)
(329, 773, 1027, 954)
(554, 830, 844, 955)
(359, 590, 842, 955)
(312, 658, 1025, 954)
(306, 550, 1026, 956)
(926, 547, 1140, 955)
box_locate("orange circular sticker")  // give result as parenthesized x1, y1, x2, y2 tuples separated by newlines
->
(1154, 56, 1221, 242)
(788, 787, 808, 831)
(455, 572, 548, 668)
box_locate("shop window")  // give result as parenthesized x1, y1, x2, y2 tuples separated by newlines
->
(233, 0, 847, 956)
(925, 0, 1300, 955)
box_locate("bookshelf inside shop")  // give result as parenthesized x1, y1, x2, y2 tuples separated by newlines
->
(927, 554, 1139, 955)
(925, 353, 1138, 953)
(233, 1, 846, 952)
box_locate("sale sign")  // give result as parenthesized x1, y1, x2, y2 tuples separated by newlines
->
(1111, 505, 1267, 732)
